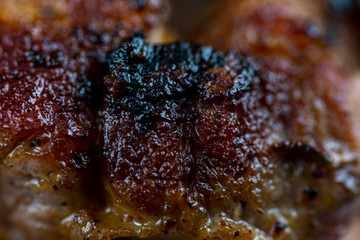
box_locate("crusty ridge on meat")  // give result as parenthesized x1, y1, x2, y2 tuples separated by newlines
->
(0, 0, 168, 239)
(63, 34, 360, 239)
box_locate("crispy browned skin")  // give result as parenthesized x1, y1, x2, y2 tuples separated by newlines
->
(66, 34, 360, 240)
(0, 1, 168, 239)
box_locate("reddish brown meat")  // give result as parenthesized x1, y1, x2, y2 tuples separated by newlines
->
(69, 1, 360, 239)
(1, 0, 360, 239)
(0, 1, 168, 239)
(194, 0, 360, 164)
(65, 35, 360, 240)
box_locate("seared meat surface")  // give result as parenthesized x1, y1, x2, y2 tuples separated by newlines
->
(0, 0, 167, 239)
(193, 0, 360, 238)
(0, 27, 97, 239)
(1, 0, 360, 239)
(66, 35, 360, 239)
(195, 0, 360, 165)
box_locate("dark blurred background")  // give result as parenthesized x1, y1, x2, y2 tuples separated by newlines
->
(166, 0, 360, 66)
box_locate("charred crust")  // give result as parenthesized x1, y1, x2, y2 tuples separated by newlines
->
(102, 35, 259, 214)
(104, 35, 257, 132)
(105, 34, 256, 101)
(105, 34, 226, 100)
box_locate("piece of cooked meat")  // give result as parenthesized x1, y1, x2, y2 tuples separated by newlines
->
(65, 34, 360, 239)
(1, 0, 359, 240)
(0, 1, 168, 239)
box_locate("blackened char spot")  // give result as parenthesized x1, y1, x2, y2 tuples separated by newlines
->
(105, 34, 257, 132)
(106, 34, 226, 101)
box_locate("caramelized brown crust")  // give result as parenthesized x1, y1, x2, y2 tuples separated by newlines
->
(190, 0, 360, 238)
(194, 0, 360, 163)
(1, 0, 359, 239)
(0, 1, 168, 239)
(68, 35, 360, 240)
(0, 27, 96, 239)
